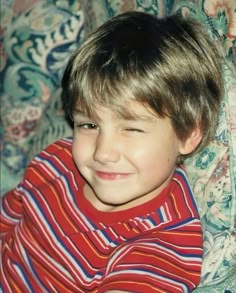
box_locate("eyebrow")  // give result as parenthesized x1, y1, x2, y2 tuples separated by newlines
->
(125, 115, 157, 122)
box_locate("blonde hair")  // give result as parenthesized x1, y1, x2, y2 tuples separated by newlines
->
(62, 11, 223, 156)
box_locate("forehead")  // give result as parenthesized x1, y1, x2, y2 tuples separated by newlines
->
(73, 101, 158, 121)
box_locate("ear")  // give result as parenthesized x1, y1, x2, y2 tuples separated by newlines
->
(179, 127, 203, 155)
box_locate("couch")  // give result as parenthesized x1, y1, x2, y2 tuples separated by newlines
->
(1, 0, 236, 292)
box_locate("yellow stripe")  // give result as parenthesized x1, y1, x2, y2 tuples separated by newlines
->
(30, 167, 78, 232)
(106, 280, 166, 293)
(170, 192, 181, 218)
(152, 230, 201, 237)
(173, 177, 194, 218)
(133, 251, 200, 277)
(123, 223, 130, 232)
(11, 281, 22, 293)
(64, 148, 72, 157)
(32, 258, 78, 293)
(81, 233, 108, 259)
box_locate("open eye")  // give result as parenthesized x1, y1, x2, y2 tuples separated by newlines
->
(76, 123, 99, 130)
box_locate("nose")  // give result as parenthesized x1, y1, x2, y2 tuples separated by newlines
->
(93, 132, 120, 164)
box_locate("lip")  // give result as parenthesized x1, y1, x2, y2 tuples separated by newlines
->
(95, 171, 132, 180)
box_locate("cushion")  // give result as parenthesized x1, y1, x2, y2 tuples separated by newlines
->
(175, 1, 236, 290)
(0, 0, 83, 194)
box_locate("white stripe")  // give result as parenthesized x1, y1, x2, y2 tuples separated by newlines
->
(108, 267, 189, 292)
(22, 187, 103, 285)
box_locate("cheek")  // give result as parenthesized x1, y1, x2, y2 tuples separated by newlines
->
(72, 139, 91, 166)
(131, 143, 178, 172)
(129, 146, 161, 170)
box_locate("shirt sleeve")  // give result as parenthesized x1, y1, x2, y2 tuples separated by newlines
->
(99, 218, 203, 293)
(0, 185, 24, 238)
(0, 138, 72, 240)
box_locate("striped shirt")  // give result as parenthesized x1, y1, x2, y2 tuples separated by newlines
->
(0, 138, 203, 292)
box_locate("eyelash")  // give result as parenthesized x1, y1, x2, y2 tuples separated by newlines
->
(76, 123, 98, 129)
(75, 123, 144, 133)
(125, 128, 144, 133)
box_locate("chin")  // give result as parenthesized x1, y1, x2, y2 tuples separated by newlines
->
(98, 195, 125, 206)
(95, 191, 129, 206)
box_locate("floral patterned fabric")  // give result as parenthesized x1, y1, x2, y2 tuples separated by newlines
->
(1, 0, 236, 292)
(174, 2, 236, 292)
(1, 0, 83, 194)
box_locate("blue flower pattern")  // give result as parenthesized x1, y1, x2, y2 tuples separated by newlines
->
(196, 148, 216, 169)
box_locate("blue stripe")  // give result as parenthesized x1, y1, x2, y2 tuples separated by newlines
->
(12, 261, 35, 292)
(174, 168, 200, 219)
(157, 208, 164, 222)
(36, 153, 98, 230)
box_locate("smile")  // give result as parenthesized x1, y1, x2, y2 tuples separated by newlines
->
(95, 171, 132, 180)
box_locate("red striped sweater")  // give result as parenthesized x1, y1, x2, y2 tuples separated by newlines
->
(0, 138, 203, 292)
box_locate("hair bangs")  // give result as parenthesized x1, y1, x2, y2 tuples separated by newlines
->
(72, 66, 145, 120)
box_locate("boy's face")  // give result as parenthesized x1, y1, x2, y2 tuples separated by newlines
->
(72, 102, 188, 212)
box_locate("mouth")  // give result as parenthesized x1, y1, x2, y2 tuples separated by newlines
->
(95, 171, 132, 180)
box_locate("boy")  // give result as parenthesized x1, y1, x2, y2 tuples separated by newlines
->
(1, 11, 222, 293)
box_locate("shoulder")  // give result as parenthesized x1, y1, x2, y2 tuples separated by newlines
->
(170, 167, 200, 219)
(22, 137, 78, 188)
(171, 167, 195, 205)
(172, 166, 191, 189)
(103, 227, 202, 292)
(36, 137, 73, 158)
(30, 137, 73, 168)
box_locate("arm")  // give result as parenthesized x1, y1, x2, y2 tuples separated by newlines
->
(99, 218, 203, 293)
(0, 139, 68, 238)
(0, 186, 24, 238)
(105, 291, 130, 293)
(0, 138, 74, 241)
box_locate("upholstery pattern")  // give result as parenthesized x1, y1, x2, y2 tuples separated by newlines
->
(82, 0, 175, 34)
(1, 0, 82, 194)
(173, 2, 236, 291)
(1, 0, 236, 291)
